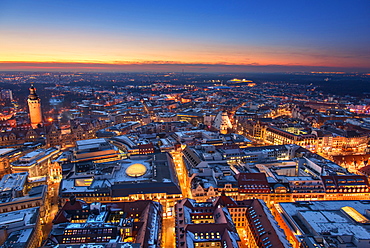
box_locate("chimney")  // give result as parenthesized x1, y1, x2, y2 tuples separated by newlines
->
(69, 194, 76, 205)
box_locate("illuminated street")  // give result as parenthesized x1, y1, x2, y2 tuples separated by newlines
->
(42, 182, 60, 241)
(162, 218, 176, 248)
(172, 151, 192, 199)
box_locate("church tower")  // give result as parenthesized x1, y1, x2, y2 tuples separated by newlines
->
(28, 84, 43, 128)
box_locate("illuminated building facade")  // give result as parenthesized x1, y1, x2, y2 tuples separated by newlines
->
(11, 147, 61, 178)
(264, 126, 316, 150)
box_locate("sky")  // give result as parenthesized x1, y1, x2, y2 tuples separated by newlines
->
(0, 0, 369, 72)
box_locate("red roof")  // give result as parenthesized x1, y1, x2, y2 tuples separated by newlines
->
(321, 175, 369, 190)
(235, 173, 270, 193)
(359, 165, 370, 176)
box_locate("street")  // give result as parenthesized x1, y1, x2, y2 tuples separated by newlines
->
(162, 218, 176, 248)
(171, 151, 192, 199)
(42, 182, 60, 241)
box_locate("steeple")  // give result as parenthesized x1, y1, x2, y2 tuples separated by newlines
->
(28, 84, 39, 100)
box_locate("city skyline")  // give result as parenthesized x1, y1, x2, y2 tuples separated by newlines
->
(1, 0, 369, 72)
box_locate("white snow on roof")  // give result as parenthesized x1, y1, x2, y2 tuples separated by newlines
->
(0, 148, 14, 155)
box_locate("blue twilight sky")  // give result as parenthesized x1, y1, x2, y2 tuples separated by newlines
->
(0, 0, 369, 72)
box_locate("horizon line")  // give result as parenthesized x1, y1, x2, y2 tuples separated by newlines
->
(0, 61, 369, 73)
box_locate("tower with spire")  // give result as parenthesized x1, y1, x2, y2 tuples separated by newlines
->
(28, 84, 43, 128)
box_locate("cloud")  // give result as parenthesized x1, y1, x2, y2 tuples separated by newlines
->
(0, 61, 368, 73)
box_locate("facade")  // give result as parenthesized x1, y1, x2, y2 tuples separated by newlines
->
(155, 112, 178, 122)
(46, 124, 62, 147)
(264, 126, 316, 150)
(243, 198, 291, 248)
(0, 146, 47, 178)
(11, 147, 61, 179)
(0, 126, 46, 147)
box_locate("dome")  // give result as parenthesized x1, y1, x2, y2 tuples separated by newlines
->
(125, 163, 147, 177)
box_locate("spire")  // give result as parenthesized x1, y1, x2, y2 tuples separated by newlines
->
(28, 84, 39, 100)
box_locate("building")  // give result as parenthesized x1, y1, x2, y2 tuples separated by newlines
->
(175, 198, 241, 248)
(177, 110, 205, 126)
(59, 153, 181, 215)
(212, 111, 233, 134)
(0, 89, 13, 101)
(242, 198, 291, 248)
(173, 130, 223, 146)
(0, 207, 42, 248)
(0, 148, 17, 177)
(97, 121, 140, 138)
(11, 147, 61, 179)
(72, 138, 121, 163)
(0, 172, 49, 223)
(175, 195, 291, 248)
(136, 121, 193, 134)
(184, 144, 370, 206)
(264, 126, 316, 151)
(155, 112, 178, 122)
(44, 198, 162, 248)
(274, 200, 370, 248)
(110, 135, 155, 156)
(46, 124, 62, 147)
(27, 85, 43, 128)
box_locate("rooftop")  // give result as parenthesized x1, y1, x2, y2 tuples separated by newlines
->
(279, 200, 370, 244)
(0, 172, 28, 192)
(0, 207, 39, 227)
(60, 153, 181, 197)
(0, 148, 15, 156)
